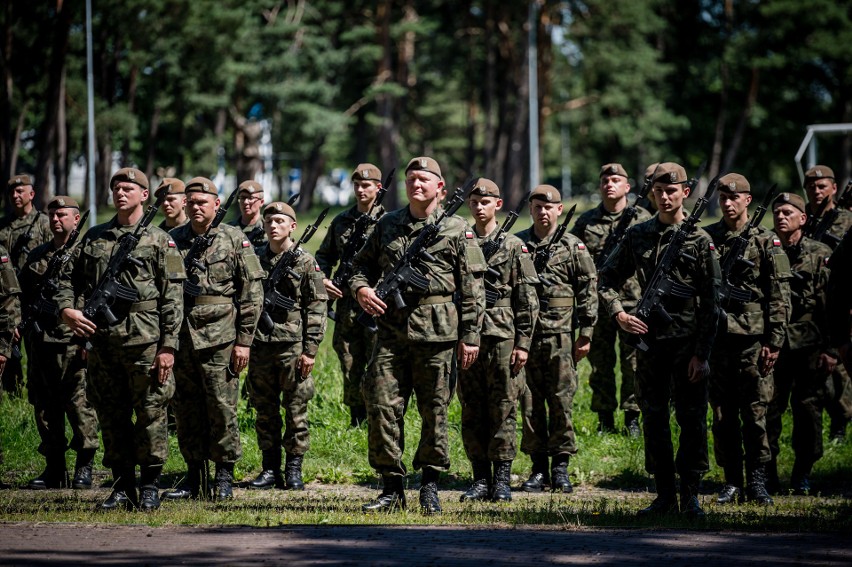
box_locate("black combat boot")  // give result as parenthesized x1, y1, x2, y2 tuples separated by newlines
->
(745, 464, 774, 505)
(550, 454, 573, 493)
(362, 475, 406, 513)
(101, 467, 137, 511)
(679, 473, 706, 519)
(139, 465, 162, 511)
(214, 462, 235, 500)
(598, 412, 616, 434)
(459, 461, 491, 502)
(72, 449, 96, 490)
(161, 461, 203, 500)
(521, 454, 550, 493)
(349, 405, 367, 428)
(491, 460, 513, 502)
(624, 410, 641, 438)
(716, 464, 743, 505)
(419, 468, 442, 515)
(248, 449, 282, 490)
(637, 471, 678, 517)
(284, 454, 305, 490)
(28, 452, 68, 490)
(790, 460, 812, 496)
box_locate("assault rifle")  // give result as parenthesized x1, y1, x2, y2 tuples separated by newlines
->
(803, 180, 851, 247)
(718, 184, 778, 305)
(82, 188, 167, 327)
(356, 177, 475, 332)
(327, 169, 393, 320)
(625, 169, 718, 352)
(183, 187, 240, 297)
(11, 210, 90, 359)
(257, 207, 330, 334)
(596, 176, 655, 270)
(532, 204, 577, 288)
(481, 192, 530, 308)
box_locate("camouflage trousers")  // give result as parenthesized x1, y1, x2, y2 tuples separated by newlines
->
(27, 336, 99, 457)
(1, 354, 23, 397)
(87, 338, 173, 468)
(173, 339, 241, 464)
(587, 314, 638, 413)
(635, 337, 709, 477)
(362, 336, 454, 477)
(520, 333, 578, 458)
(826, 364, 852, 422)
(246, 341, 315, 456)
(767, 345, 831, 466)
(709, 334, 773, 471)
(458, 336, 524, 463)
(332, 296, 376, 408)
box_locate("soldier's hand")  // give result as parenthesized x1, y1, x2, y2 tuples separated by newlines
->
(0, 354, 6, 377)
(759, 345, 780, 376)
(356, 287, 386, 316)
(688, 356, 710, 383)
(458, 342, 479, 370)
(61, 308, 97, 338)
(298, 354, 315, 378)
(615, 312, 648, 335)
(231, 345, 250, 377)
(573, 336, 591, 363)
(323, 278, 343, 300)
(817, 351, 838, 374)
(510, 347, 529, 375)
(150, 347, 175, 385)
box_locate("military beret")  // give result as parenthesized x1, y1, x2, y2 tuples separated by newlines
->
(111, 168, 149, 191)
(351, 163, 382, 182)
(7, 173, 33, 190)
(263, 201, 297, 221)
(599, 163, 629, 179)
(803, 165, 835, 187)
(185, 177, 218, 196)
(405, 156, 443, 180)
(237, 180, 264, 195)
(772, 192, 807, 213)
(718, 173, 750, 194)
(652, 162, 688, 185)
(157, 177, 186, 195)
(529, 184, 562, 203)
(46, 196, 80, 211)
(644, 163, 661, 181)
(468, 177, 501, 198)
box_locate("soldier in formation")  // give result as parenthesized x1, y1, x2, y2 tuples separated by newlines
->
(229, 180, 267, 247)
(0, 240, 22, 474)
(157, 178, 188, 231)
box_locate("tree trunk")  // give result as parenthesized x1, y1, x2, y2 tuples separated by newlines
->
(298, 140, 325, 213)
(376, 0, 400, 210)
(54, 67, 68, 196)
(144, 104, 161, 181)
(722, 67, 759, 176)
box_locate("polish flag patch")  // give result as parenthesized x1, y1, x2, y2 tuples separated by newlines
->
(168, 240, 176, 248)
(521, 245, 529, 253)
(242, 240, 251, 248)
(772, 238, 781, 247)
(709, 243, 716, 251)
(577, 243, 586, 250)
(465, 231, 474, 239)
(0, 256, 7, 264)
(315, 264, 321, 272)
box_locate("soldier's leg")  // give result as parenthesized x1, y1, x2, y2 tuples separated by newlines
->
(765, 348, 794, 494)
(635, 343, 676, 476)
(520, 338, 551, 458)
(61, 344, 99, 489)
(487, 337, 522, 463)
(709, 338, 744, 497)
(172, 345, 210, 463)
(127, 342, 173, 467)
(411, 341, 454, 473)
(544, 333, 578, 457)
(738, 340, 773, 503)
(588, 316, 618, 431)
(826, 364, 852, 439)
(671, 342, 710, 480)
(280, 342, 315, 456)
(458, 339, 491, 464)
(246, 342, 284, 455)
(617, 330, 640, 430)
(86, 343, 138, 471)
(200, 342, 242, 464)
(26, 340, 68, 488)
(790, 348, 827, 493)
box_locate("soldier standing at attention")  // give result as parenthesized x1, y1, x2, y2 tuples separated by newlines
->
(0, 241, 22, 475)
(516, 184, 598, 494)
(0, 174, 51, 395)
(704, 174, 791, 506)
(315, 164, 385, 427)
(350, 156, 486, 514)
(246, 202, 327, 491)
(57, 168, 186, 511)
(598, 162, 720, 518)
(157, 178, 188, 231)
(164, 177, 264, 501)
(458, 178, 538, 503)
(571, 164, 650, 435)
(22, 197, 99, 491)
(229, 180, 267, 247)
(766, 192, 836, 495)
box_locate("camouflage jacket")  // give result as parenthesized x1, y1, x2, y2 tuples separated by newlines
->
(477, 229, 539, 350)
(19, 240, 77, 344)
(598, 214, 721, 360)
(807, 205, 852, 250)
(0, 244, 21, 358)
(55, 217, 186, 349)
(0, 208, 52, 273)
(170, 223, 264, 349)
(228, 217, 267, 247)
(571, 203, 651, 310)
(827, 229, 852, 347)
(157, 218, 188, 232)
(254, 242, 328, 356)
(782, 235, 832, 351)
(350, 206, 487, 344)
(705, 221, 792, 349)
(515, 227, 598, 339)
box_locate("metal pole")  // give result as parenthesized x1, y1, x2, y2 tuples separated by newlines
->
(86, 0, 97, 222)
(528, 1, 540, 190)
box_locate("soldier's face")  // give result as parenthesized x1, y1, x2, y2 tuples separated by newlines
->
(599, 174, 629, 202)
(186, 193, 220, 225)
(467, 194, 502, 224)
(112, 182, 148, 213)
(161, 194, 186, 220)
(718, 191, 752, 221)
(530, 200, 563, 229)
(264, 213, 296, 242)
(10, 185, 34, 210)
(804, 178, 836, 207)
(49, 208, 79, 237)
(652, 182, 688, 213)
(773, 204, 806, 235)
(405, 171, 443, 205)
(353, 180, 380, 207)
(238, 191, 263, 218)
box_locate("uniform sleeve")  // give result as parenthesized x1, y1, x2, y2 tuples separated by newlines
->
(156, 236, 187, 350)
(300, 254, 328, 357)
(235, 239, 265, 346)
(54, 235, 87, 313)
(511, 244, 539, 352)
(762, 239, 792, 350)
(694, 234, 722, 361)
(571, 240, 598, 339)
(349, 223, 382, 294)
(597, 236, 635, 318)
(314, 217, 339, 277)
(457, 230, 487, 346)
(0, 254, 21, 358)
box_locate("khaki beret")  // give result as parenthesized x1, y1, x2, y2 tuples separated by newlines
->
(238, 180, 264, 194)
(652, 162, 688, 185)
(111, 168, 149, 191)
(772, 192, 807, 213)
(468, 177, 501, 198)
(351, 163, 382, 182)
(718, 173, 750, 193)
(803, 165, 835, 187)
(7, 173, 34, 190)
(405, 156, 443, 179)
(599, 163, 629, 179)
(529, 184, 562, 203)
(185, 177, 218, 196)
(47, 196, 80, 210)
(158, 177, 186, 195)
(263, 202, 297, 221)
(644, 163, 661, 181)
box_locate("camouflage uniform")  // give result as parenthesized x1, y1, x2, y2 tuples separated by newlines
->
(315, 205, 385, 411)
(0, 244, 22, 464)
(350, 206, 486, 479)
(158, 218, 188, 232)
(229, 217, 267, 247)
(705, 221, 791, 498)
(169, 222, 264, 465)
(827, 230, 852, 372)
(766, 236, 833, 492)
(571, 203, 651, 421)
